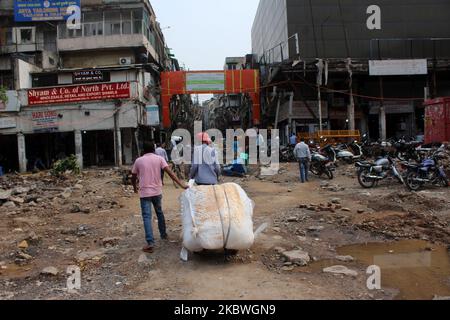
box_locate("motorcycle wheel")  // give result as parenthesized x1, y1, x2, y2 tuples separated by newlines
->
(406, 171, 422, 191)
(357, 168, 375, 188)
(325, 169, 334, 180)
(310, 164, 321, 176)
(439, 176, 449, 188)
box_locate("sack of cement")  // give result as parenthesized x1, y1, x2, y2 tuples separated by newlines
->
(180, 183, 255, 253)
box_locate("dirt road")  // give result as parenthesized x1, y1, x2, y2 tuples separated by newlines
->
(1, 164, 449, 300)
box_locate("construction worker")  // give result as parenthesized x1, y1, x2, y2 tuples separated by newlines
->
(190, 132, 220, 186)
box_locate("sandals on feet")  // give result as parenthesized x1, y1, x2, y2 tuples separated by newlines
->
(142, 245, 154, 253)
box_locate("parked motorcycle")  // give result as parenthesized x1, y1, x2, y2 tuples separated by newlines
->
(280, 145, 296, 162)
(310, 151, 335, 180)
(355, 156, 405, 188)
(360, 134, 382, 159)
(393, 138, 422, 162)
(404, 151, 449, 191)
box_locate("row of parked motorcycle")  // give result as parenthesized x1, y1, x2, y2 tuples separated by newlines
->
(281, 135, 449, 191)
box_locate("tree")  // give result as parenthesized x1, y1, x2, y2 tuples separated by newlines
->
(0, 86, 8, 106)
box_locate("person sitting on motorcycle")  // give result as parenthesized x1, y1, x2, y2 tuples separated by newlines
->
(294, 137, 312, 183)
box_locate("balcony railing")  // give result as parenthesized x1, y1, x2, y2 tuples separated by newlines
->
(0, 42, 45, 54)
(58, 19, 156, 48)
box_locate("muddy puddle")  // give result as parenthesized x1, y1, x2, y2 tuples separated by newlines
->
(338, 240, 450, 300)
(0, 264, 34, 279)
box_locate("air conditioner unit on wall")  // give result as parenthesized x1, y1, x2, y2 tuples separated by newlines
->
(119, 57, 132, 65)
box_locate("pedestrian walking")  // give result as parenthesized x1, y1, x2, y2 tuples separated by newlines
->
(132, 141, 188, 253)
(155, 142, 169, 184)
(294, 137, 312, 183)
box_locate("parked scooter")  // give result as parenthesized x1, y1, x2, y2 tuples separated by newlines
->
(404, 150, 449, 191)
(355, 156, 405, 189)
(321, 145, 338, 164)
(347, 140, 364, 161)
(332, 144, 355, 164)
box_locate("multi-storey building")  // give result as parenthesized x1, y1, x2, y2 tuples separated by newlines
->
(0, 0, 176, 173)
(252, 0, 450, 143)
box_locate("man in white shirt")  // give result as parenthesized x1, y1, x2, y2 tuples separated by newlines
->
(294, 138, 312, 183)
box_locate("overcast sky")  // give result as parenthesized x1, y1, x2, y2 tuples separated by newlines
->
(151, 0, 260, 71)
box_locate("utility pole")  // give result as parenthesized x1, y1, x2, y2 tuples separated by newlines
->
(316, 59, 324, 132)
(379, 77, 386, 141)
(113, 101, 123, 167)
(274, 93, 281, 130)
(288, 92, 294, 135)
(347, 58, 355, 131)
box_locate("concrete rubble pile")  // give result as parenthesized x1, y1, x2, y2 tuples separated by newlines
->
(440, 143, 450, 177)
(0, 170, 129, 216)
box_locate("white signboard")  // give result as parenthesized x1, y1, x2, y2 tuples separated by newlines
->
(146, 105, 160, 126)
(369, 101, 414, 115)
(369, 59, 428, 76)
(186, 72, 225, 92)
(0, 117, 17, 129)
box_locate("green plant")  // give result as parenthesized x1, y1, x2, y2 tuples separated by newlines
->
(51, 154, 80, 176)
(0, 86, 8, 105)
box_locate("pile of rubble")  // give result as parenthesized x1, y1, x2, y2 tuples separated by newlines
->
(319, 181, 346, 192)
(0, 169, 128, 216)
(0, 173, 74, 215)
(354, 210, 450, 243)
(440, 143, 450, 176)
(367, 191, 448, 213)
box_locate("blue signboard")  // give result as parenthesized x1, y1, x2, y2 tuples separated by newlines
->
(14, 0, 80, 22)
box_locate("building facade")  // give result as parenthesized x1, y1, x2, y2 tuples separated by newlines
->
(204, 56, 258, 131)
(252, 0, 450, 142)
(0, 0, 175, 173)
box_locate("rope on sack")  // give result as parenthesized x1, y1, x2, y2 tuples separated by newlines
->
(186, 188, 199, 238)
(212, 186, 231, 250)
(222, 189, 233, 250)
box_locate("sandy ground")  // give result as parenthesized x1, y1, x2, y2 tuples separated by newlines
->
(1, 163, 449, 300)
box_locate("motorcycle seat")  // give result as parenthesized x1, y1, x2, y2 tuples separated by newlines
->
(355, 161, 375, 168)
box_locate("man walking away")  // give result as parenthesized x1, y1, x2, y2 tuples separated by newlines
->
(294, 137, 312, 183)
(190, 132, 220, 186)
(155, 143, 169, 184)
(132, 141, 188, 253)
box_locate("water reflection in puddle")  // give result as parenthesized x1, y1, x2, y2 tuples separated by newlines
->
(337, 240, 450, 300)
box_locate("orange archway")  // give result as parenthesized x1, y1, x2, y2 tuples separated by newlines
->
(160, 70, 260, 128)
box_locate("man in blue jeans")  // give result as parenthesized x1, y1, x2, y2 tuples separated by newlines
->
(294, 137, 312, 183)
(132, 141, 188, 253)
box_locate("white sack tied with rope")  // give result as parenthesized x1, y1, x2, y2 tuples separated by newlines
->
(180, 183, 255, 252)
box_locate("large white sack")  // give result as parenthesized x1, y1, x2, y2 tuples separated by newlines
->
(180, 183, 255, 252)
